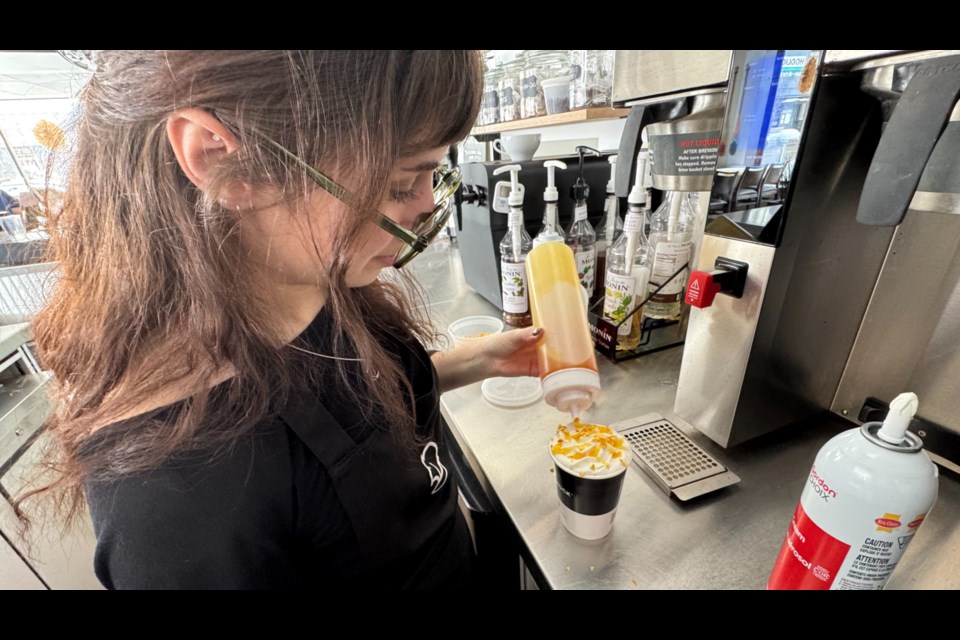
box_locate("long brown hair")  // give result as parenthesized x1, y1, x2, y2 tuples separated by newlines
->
(21, 50, 482, 525)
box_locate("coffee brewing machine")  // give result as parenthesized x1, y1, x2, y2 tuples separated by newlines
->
(674, 50, 960, 471)
(595, 50, 731, 358)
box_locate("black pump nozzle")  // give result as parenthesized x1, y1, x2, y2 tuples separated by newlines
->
(570, 145, 601, 201)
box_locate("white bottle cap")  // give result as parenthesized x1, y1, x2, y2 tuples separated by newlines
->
(533, 229, 565, 247)
(541, 368, 601, 416)
(878, 392, 919, 445)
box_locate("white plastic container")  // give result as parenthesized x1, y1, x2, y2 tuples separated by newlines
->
(447, 316, 504, 348)
(542, 76, 571, 115)
(768, 392, 939, 590)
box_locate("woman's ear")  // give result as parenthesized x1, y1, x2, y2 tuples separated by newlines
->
(166, 109, 239, 190)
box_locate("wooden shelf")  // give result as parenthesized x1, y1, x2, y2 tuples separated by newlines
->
(471, 107, 630, 135)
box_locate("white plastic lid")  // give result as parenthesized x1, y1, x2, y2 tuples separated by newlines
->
(541, 76, 571, 89)
(447, 315, 504, 348)
(533, 230, 565, 247)
(541, 368, 601, 416)
(481, 376, 543, 408)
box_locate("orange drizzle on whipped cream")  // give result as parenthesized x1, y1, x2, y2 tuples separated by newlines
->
(551, 418, 630, 477)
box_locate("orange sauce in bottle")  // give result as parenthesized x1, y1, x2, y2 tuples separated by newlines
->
(526, 242, 599, 380)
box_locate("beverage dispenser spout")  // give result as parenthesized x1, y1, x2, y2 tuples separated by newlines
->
(602, 155, 621, 247)
(566, 147, 601, 300)
(571, 146, 601, 202)
(493, 164, 524, 257)
(534, 160, 568, 247)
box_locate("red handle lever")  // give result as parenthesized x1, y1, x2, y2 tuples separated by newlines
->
(685, 271, 723, 308)
(685, 258, 749, 309)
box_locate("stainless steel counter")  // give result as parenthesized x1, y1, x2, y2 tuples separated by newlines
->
(0, 323, 30, 360)
(411, 240, 960, 590)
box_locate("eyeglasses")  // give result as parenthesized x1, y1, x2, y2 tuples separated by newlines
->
(260, 136, 461, 268)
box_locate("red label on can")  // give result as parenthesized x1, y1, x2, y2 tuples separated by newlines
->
(908, 517, 925, 529)
(875, 518, 901, 529)
(768, 503, 851, 590)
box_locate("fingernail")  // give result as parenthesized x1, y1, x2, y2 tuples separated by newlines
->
(532, 328, 543, 337)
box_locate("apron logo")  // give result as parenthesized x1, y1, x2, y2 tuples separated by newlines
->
(420, 441, 448, 495)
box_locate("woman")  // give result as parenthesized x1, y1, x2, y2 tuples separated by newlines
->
(25, 50, 540, 589)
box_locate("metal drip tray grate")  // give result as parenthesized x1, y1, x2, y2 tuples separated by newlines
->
(614, 414, 740, 501)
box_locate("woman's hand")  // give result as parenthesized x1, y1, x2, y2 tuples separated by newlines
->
(480, 326, 542, 379)
(431, 326, 542, 393)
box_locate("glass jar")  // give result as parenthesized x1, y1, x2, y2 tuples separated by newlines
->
(520, 50, 570, 119)
(480, 66, 502, 126)
(569, 50, 614, 110)
(498, 56, 524, 123)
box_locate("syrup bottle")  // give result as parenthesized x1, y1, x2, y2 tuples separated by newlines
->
(566, 145, 600, 300)
(494, 164, 533, 328)
(592, 154, 623, 307)
(604, 150, 652, 351)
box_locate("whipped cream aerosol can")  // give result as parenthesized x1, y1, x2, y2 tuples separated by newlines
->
(768, 393, 939, 590)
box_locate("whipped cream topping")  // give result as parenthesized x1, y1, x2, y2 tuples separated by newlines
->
(550, 419, 631, 478)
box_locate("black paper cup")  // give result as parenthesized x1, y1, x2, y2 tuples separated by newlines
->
(552, 457, 628, 540)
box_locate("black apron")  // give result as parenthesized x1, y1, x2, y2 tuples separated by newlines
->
(278, 351, 474, 589)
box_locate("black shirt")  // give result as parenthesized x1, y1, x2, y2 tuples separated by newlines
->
(83, 309, 474, 589)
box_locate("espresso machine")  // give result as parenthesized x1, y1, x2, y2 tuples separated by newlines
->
(674, 50, 960, 471)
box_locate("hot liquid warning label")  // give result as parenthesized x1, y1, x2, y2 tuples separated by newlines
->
(649, 132, 721, 177)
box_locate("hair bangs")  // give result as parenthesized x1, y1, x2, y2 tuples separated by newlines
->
(395, 51, 483, 156)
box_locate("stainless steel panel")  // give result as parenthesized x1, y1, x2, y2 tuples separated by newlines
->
(622, 86, 723, 108)
(0, 323, 30, 360)
(823, 50, 905, 67)
(647, 92, 726, 193)
(0, 373, 51, 464)
(850, 50, 960, 71)
(613, 51, 731, 104)
(910, 191, 960, 214)
(832, 210, 960, 440)
(674, 236, 775, 447)
(645, 98, 725, 136)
